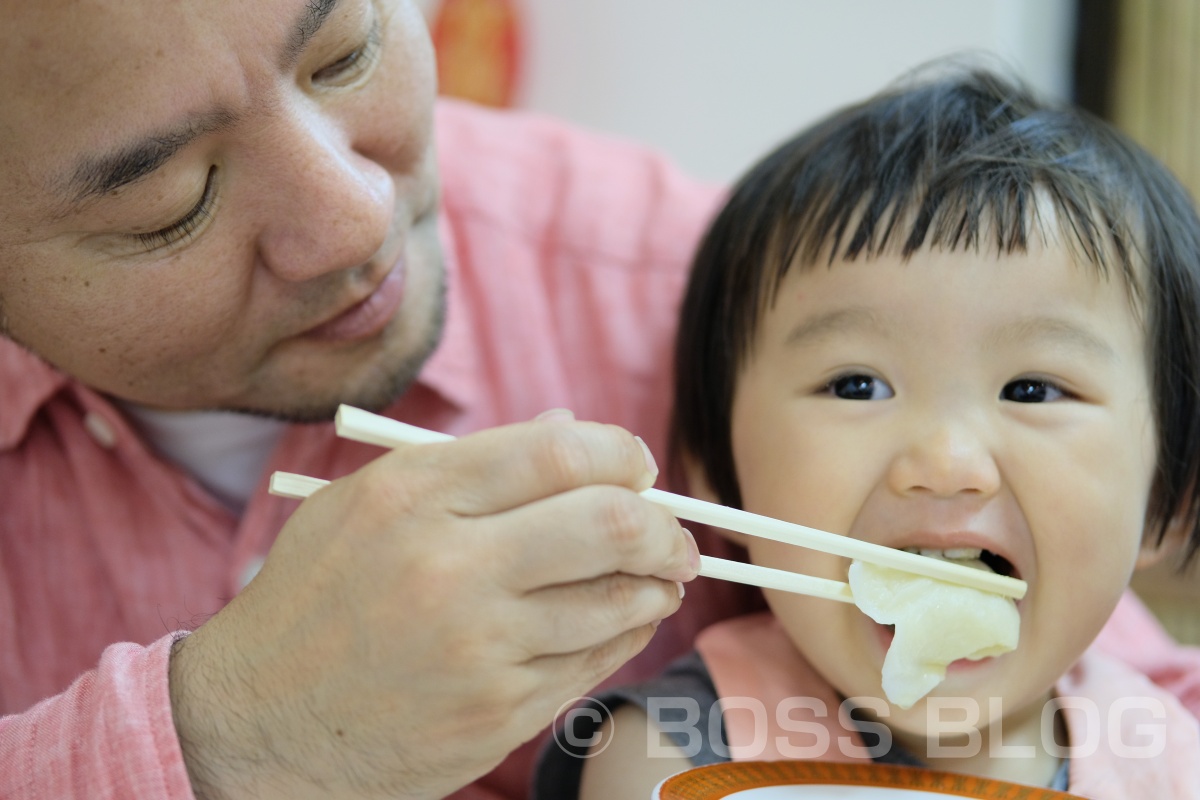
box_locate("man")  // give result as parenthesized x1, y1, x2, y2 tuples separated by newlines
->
(0, 1, 768, 797)
(1, 2, 1196, 799)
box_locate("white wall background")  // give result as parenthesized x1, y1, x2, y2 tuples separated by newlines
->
(419, 0, 1077, 182)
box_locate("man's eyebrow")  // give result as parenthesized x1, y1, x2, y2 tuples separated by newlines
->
(65, 110, 239, 205)
(282, 0, 342, 68)
(784, 307, 890, 348)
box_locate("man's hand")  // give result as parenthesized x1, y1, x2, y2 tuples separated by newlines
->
(168, 416, 699, 800)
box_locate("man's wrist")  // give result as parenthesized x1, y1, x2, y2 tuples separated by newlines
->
(170, 632, 231, 800)
(168, 628, 272, 800)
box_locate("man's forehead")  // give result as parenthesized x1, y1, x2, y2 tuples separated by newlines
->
(2, 4, 213, 154)
(0, 0, 311, 212)
(3, 1, 200, 86)
(1, 0, 329, 100)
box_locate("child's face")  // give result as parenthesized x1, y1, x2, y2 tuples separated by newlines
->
(725, 236, 1162, 740)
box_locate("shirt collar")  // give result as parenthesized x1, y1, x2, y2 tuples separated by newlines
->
(0, 339, 70, 450)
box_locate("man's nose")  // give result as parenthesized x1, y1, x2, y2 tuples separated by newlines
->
(254, 106, 394, 282)
(885, 412, 1002, 499)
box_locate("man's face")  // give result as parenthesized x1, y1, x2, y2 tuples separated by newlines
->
(0, 0, 444, 420)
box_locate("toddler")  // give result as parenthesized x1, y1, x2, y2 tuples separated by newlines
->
(537, 66, 1200, 798)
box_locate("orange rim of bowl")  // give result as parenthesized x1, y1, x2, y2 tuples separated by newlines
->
(658, 761, 1083, 799)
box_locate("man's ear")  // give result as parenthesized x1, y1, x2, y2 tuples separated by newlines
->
(1135, 516, 1190, 571)
(682, 452, 750, 548)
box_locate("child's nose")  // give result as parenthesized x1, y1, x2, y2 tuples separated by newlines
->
(885, 416, 1001, 499)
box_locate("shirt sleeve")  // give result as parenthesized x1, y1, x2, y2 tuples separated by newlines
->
(0, 633, 196, 799)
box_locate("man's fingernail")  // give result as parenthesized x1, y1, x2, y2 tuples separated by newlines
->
(684, 528, 701, 573)
(535, 408, 575, 422)
(677, 581, 686, 599)
(634, 436, 658, 477)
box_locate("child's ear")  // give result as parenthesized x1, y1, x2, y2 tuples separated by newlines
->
(682, 453, 750, 548)
(1135, 516, 1189, 571)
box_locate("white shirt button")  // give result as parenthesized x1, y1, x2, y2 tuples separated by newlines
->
(83, 412, 117, 449)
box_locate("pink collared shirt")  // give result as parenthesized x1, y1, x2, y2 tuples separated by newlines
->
(0, 99, 762, 799)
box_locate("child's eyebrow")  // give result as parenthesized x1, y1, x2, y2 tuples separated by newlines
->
(987, 316, 1117, 362)
(784, 307, 889, 349)
(782, 309, 1118, 363)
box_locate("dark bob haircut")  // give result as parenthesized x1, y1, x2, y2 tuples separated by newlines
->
(672, 66, 1200, 566)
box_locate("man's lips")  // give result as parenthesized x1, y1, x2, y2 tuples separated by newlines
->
(304, 260, 407, 342)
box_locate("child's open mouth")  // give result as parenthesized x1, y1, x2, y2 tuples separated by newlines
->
(855, 544, 1024, 705)
(875, 545, 1022, 642)
(979, 550, 1017, 578)
(898, 546, 1020, 581)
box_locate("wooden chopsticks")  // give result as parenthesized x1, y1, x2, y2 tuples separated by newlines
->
(267, 405, 1028, 603)
(267, 470, 856, 603)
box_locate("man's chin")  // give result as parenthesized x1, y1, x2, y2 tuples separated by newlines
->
(226, 357, 425, 423)
(234, 271, 447, 423)
(232, 327, 444, 424)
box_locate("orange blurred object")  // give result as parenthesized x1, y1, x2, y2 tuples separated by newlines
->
(655, 761, 1085, 799)
(429, 0, 522, 108)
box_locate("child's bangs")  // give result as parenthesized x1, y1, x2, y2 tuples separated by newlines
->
(760, 110, 1148, 315)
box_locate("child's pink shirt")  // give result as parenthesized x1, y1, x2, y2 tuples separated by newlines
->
(697, 609, 1200, 798)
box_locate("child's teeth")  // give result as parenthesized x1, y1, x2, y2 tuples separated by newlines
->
(943, 547, 983, 560)
(915, 547, 984, 561)
(898, 546, 999, 574)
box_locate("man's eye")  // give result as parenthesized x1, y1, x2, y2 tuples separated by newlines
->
(1000, 378, 1065, 403)
(313, 24, 381, 85)
(825, 373, 894, 401)
(133, 166, 217, 251)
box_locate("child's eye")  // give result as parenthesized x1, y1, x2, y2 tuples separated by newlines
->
(824, 373, 895, 401)
(1000, 378, 1066, 403)
(133, 166, 217, 251)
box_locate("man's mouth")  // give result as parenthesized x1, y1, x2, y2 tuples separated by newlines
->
(304, 259, 407, 342)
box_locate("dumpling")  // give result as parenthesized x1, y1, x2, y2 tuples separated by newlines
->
(848, 556, 1020, 709)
